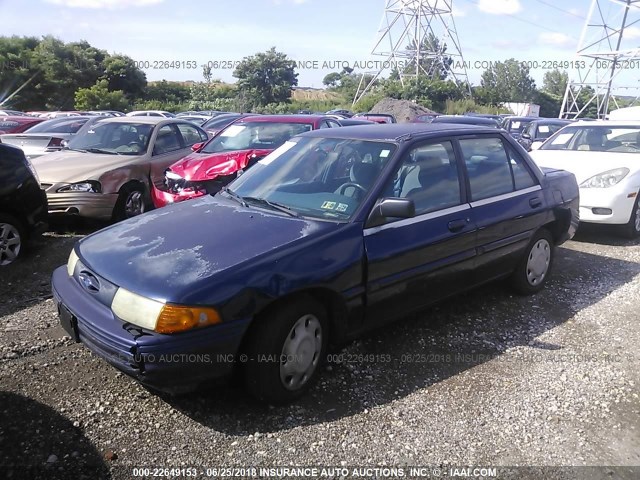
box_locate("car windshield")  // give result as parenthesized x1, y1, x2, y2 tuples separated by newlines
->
(541, 125, 640, 153)
(201, 121, 313, 154)
(227, 137, 396, 220)
(24, 117, 89, 134)
(505, 119, 533, 134)
(535, 123, 567, 139)
(67, 122, 154, 155)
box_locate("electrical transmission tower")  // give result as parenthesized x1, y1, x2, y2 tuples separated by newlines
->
(561, 0, 640, 119)
(352, 0, 470, 106)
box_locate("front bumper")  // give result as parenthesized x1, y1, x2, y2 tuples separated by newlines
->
(51, 266, 251, 393)
(151, 183, 206, 208)
(578, 186, 639, 225)
(45, 192, 118, 220)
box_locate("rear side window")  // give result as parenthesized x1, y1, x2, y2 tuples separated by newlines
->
(459, 137, 537, 201)
(177, 123, 207, 145)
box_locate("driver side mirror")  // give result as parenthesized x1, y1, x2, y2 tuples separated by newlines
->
(191, 142, 204, 152)
(60, 139, 69, 149)
(520, 133, 531, 140)
(366, 198, 415, 227)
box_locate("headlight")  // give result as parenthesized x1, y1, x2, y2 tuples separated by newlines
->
(580, 168, 629, 188)
(111, 287, 221, 334)
(56, 181, 101, 193)
(67, 249, 79, 276)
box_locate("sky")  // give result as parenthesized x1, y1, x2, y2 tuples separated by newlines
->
(1, 0, 640, 92)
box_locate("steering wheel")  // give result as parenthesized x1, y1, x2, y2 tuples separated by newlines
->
(337, 182, 367, 196)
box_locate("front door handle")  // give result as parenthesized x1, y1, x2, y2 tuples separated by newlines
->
(529, 197, 542, 208)
(448, 218, 468, 233)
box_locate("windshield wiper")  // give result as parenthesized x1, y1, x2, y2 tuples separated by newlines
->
(243, 197, 300, 217)
(221, 187, 247, 207)
(85, 148, 120, 155)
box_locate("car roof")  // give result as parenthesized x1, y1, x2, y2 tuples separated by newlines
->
(433, 115, 498, 125)
(0, 116, 43, 123)
(574, 120, 640, 126)
(299, 123, 496, 141)
(235, 114, 330, 123)
(92, 116, 176, 125)
(504, 116, 539, 121)
(531, 118, 572, 124)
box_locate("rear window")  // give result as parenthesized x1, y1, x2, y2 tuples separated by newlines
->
(26, 118, 89, 134)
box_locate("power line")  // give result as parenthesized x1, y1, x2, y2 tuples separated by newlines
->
(531, 0, 587, 20)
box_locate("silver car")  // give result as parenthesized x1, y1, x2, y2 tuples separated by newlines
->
(0, 116, 94, 159)
(32, 117, 209, 221)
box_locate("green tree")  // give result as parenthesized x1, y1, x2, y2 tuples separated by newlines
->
(102, 54, 147, 100)
(233, 47, 298, 108)
(404, 33, 453, 80)
(542, 69, 568, 97)
(477, 58, 537, 104)
(74, 79, 129, 111)
(322, 72, 342, 88)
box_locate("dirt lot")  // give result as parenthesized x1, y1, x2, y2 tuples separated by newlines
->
(0, 225, 639, 479)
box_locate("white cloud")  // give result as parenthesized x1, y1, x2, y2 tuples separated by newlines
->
(477, 0, 521, 15)
(43, 0, 164, 8)
(538, 32, 574, 47)
(624, 26, 640, 39)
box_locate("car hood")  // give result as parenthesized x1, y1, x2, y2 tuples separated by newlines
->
(169, 149, 273, 181)
(76, 195, 341, 302)
(529, 149, 640, 184)
(32, 150, 144, 183)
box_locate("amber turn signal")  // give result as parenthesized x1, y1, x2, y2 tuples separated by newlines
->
(155, 305, 221, 334)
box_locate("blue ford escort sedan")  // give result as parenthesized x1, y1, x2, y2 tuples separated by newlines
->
(52, 124, 579, 403)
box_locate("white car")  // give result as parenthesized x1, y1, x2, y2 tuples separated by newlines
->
(529, 120, 640, 238)
(126, 110, 175, 118)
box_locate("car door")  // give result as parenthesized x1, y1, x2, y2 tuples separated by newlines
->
(149, 123, 189, 188)
(457, 135, 545, 283)
(363, 139, 477, 327)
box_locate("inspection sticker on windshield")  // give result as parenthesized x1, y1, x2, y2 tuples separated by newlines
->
(336, 203, 348, 212)
(380, 150, 390, 158)
(539, 125, 550, 133)
(221, 125, 246, 137)
(321, 201, 337, 210)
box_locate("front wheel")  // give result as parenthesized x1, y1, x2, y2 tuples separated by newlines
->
(243, 297, 328, 404)
(0, 215, 24, 267)
(621, 193, 640, 239)
(113, 183, 146, 222)
(510, 228, 554, 295)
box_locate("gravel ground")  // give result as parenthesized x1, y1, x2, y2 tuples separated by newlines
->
(0, 225, 639, 480)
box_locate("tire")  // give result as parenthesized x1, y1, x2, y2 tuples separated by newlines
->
(621, 193, 640, 239)
(113, 183, 147, 222)
(0, 214, 25, 267)
(243, 297, 328, 404)
(510, 228, 555, 295)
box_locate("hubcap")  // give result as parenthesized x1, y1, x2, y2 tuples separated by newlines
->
(280, 314, 322, 391)
(0, 223, 21, 266)
(526, 239, 551, 286)
(634, 205, 640, 232)
(125, 190, 144, 218)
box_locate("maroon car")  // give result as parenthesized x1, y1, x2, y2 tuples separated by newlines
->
(151, 115, 342, 207)
(0, 116, 45, 135)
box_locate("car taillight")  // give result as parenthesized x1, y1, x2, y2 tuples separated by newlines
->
(47, 137, 63, 148)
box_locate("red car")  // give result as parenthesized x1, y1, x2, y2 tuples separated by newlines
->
(0, 116, 45, 134)
(151, 115, 343, 207)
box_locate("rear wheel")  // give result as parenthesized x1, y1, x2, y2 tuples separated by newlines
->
(113, 183, 146, 221)
(0, 214, 25, 267)
(243, 297, 328, 404)
(510, 228, 554, 295)
(621, 193, 640, 239)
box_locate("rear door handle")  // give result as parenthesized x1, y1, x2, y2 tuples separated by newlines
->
(448, 218, 468, 233)
(529, 197, 542, 208)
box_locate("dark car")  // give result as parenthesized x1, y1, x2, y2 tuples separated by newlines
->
(337, 118, 376, 126)
(465, 113, 503, 123)
(0, 116, 46, 134)
(501, 116, 539, 140)
(431, 115, 501, 128)
(411, 114, 439, 123)
(519, 119, 573, 151)
(52, 124, 579, 403)
(151, 114, 343, 208)
(0, 144, 48, 266)
(201, 113, 258, 137)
